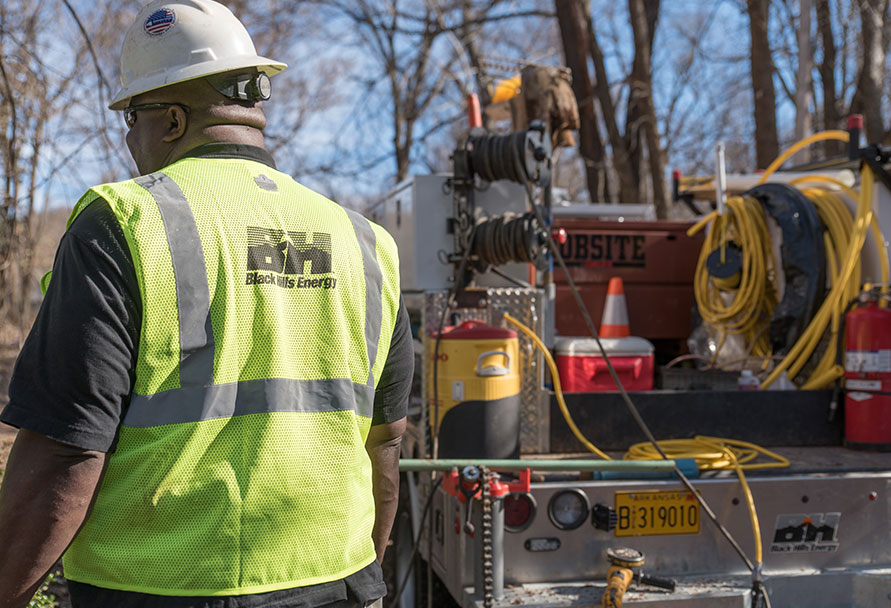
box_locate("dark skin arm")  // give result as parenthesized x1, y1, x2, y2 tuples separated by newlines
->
(0, 429, 107, 608)
(365, 417, 406, 563)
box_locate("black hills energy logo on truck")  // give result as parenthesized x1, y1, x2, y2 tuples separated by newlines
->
(245, 226, 337, 289)
(770, 512, 840, 553)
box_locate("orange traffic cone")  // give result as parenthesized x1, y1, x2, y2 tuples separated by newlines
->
(600, 277, 630, 338)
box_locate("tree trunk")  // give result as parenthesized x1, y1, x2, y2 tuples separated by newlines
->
(0, 55, 18, 324)
(850, 0, 888, 145)
(794, 0, 812, 163)
(627, 0, 667, 217)
(624, 0, 659, 197)
(555, 0, 608, 201)
(460, 0, 491, 131)
(582, 0, 637, 203)
(816, 0, 843, 156)
(746, 0, 780, 169)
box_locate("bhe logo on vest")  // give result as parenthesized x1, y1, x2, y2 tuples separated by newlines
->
(245, 227, 337, 290)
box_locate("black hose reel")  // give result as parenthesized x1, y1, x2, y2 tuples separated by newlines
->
(466, 124, 551, 185)
(746, 183, 826, 355)
(471, 212, 549, 270)
(451, 122, 553, 272)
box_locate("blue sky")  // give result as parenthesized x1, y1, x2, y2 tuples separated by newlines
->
(6, 0, 884, 213)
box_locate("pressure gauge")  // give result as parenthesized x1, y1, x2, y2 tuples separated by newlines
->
(547, 489, 590, 530)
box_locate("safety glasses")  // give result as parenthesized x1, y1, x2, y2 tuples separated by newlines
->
(123, 103, 191, 129)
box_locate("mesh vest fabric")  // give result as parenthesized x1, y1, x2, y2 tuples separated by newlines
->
(61, 157, 401, 596)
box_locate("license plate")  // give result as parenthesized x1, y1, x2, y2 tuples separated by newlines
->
(614, 490, 700, 537)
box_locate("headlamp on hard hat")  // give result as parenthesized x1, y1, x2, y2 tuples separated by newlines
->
(206, 72, 272, 102)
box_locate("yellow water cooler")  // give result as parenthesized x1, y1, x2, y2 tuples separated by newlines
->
(426, 320, 521, 458)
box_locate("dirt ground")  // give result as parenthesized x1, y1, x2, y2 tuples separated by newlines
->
(0, 341, 19, 471)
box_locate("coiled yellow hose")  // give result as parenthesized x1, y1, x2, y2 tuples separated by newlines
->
(689, 195, 778, 360)
(687, 131, 890, 388)
(626, 436, 789, 565)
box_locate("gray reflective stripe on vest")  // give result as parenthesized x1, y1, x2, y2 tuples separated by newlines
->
(123, 378, 375, 427)
(134, 173, 214, 388)
(123, 173, 384, 427)
(345, 209, 383, 387)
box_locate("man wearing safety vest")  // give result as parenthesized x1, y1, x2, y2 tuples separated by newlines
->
(0, 2, 412, 607)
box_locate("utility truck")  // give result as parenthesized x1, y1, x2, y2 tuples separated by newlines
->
(370, 117, 891, 608)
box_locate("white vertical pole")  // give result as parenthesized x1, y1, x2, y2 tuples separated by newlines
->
(716, 142, 728, 216)
(794, 0, 813, 164)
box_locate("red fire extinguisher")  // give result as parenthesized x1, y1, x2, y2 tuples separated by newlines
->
(844, 293, 891, 449)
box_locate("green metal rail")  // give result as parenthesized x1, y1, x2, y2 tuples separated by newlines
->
(398, 458, 677, 472)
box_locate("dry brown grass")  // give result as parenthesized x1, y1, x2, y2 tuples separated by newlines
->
(0, 340, 19, 474)
(0, 206, 69, 472)
(0, 426, 14, 478)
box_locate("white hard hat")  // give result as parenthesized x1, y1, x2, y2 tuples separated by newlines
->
(109, 0, 287, 110)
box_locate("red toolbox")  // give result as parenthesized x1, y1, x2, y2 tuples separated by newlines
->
(554, 336, 655, 392)
(551, 219, 703, 359)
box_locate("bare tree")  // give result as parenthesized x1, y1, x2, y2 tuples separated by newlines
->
(816, 0, 844, 155)
(313, 1, 454, 183)
(0, 1, 90, 337)
(850, 0, 889, 144)
(659, 4, 732, 173)
(555, 0, 609, 201)
(625, 0, 660, 201)
(582, 0, 638, 204)
(554, 0, 669, 214)
(299, 0, 557, 191)
(746, 0, 780, 169)
(627, 0, 667, 216)
(794, 0, 813, 162)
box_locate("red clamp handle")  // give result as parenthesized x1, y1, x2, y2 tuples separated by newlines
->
(442, 468, 532, 501)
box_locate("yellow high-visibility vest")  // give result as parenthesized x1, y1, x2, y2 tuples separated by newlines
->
(61, 155, 401, 595)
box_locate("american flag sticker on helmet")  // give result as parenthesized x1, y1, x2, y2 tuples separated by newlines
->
(144, 8, 176, 37)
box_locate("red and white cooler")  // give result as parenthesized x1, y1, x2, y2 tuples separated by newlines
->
(554, 336, 655, 393)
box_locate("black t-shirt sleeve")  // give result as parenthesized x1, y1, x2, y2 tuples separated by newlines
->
(0, 198, 140, 452)
(371, 299, 413, 426)
(1, 194, 411, 443)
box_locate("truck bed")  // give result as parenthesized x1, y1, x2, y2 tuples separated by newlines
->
(420, 444, 891, 608)
(474, 568, 891, 607)
(522, 446, 891, 477)
(407, 385, 891, 608)
(548, 390, 846, 453)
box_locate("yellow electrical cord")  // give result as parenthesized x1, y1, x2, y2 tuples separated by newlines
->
(755, 130, 851, 185)
(687, 130, 890, 388)
(625, 436, 788, 565)
(502, 312, 612, 460)
(796, 175, 889, 375)
(625, 436, 789, 471)
(785, 174, 890, 388)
